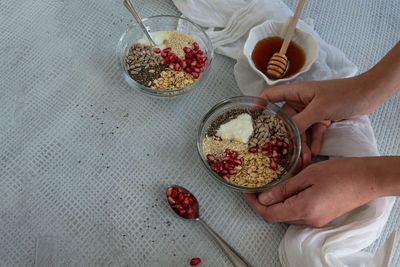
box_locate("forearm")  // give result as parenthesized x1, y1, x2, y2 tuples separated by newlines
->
(366, 156, 400, 197)
(360, 42, 400, 108)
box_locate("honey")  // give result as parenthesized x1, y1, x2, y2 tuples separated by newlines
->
(251, 37, 305, 80)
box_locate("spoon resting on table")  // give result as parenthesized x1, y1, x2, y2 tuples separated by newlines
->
(266, 0, 306, 79)
(166, 185, 252, 267)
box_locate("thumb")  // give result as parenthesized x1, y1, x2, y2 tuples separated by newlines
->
(291, 102, 324, 134)
(258, 173, 311, 206)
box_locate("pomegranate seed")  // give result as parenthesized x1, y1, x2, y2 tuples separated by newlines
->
(174, 204, 183, 210)
(160, 59, 166, 64)
(211, 163, 218, 172)
(190, 258, 201, 266)
(188, 197, 194, 204)
(279, 158, 287, 165)
(272, 157, 279, 163)
(197, 50, 203, 55)
(224, 149, 231, 155)
(196, 54, 202, 61)
(182, 61, 187, 68)
(161, 52, 168, 58)
(185, 67, 192, 73)
(193, 67, 200, 73)
(196, 64, 202, 69)
(182, 198, 189, 207)
(187, 205, 193, 214)
(266, 152, 273, 157)
(270, 140, 277, 146)
(166, 187, 172, 197)
(162, 48, 171, 53)
(231, 151, 238, 158)
(178, 192, 185, 202)
(261, 143, 272, 151)
(168, 197, 175, 205)
(169, 63, 175, 70)
(216, 163, 223, 172)
(200, 67, 204, 72)
(185, 53, 194, 59)
(272, 150, 278, 158)
(206, 154, 215, 162)
(193, 42, 199, 50)
(186, 58, 192, 65)
(200, 62, 205, 67)
(224, 163, 233, 169)
(277, 141, 283, 147)
(222, 156, 233, 162)
(282, 148, 288, 155)
(233, 159, 242, 166)
(192, 72, 199, 79)
(228, 169, 236, 175)
(190, 60, 197, 67)
(222, 175, 230, 181)
(174, 63, 180, 71)
(202, 57, 207, 62)
(221, 169, 228, 175)
(168, 54, 174, 62)
(171, 188, 178, 198)
(270, 160, 278, 170)
(183, 47, 191, 53)
(179, 209, 186, 215)
(249, 147, 258, 153)
(283, 142, 288, 148)
(272, 146, 279, 152)
(152, 48, 161, 54)
(270, 130, 275, 135)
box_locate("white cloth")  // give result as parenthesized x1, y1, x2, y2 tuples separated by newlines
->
(172, 0, 396, 266)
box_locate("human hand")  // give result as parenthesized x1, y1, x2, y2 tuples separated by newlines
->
(244, 157, 382, 227)
(260, 76, 376, 155)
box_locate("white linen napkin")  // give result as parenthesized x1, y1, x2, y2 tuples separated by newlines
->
(172, 0, 396, 266)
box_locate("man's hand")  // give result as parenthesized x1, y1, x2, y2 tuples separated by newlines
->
(244, 157, 383, 227)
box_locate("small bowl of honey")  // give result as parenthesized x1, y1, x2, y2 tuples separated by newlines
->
(243, 17, 318, 85)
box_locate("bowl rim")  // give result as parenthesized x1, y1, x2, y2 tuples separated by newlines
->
(117, 14, 214, 96)
(243, 18, 319, 86)
(196, 96, 301, 192)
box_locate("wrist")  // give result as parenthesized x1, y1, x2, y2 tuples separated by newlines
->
(365, 156, 400, 197)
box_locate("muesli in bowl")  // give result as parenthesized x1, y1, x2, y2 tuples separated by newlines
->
(197, 96, 300, 192)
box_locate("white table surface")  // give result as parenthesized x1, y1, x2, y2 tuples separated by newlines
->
(0, 0, 399, 266)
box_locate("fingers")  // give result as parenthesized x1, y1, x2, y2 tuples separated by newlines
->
(244, 193, 267, 215)
(257, 172, 311, 206)
(260, 191, 310, 223)
(291, 104, 324, 134)
(259, 83, 309, 103)
(301, 133, 311, 168)
(310, 121, 330, 156)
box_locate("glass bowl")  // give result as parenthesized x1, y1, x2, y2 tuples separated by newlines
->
(197, 96, 301, 192)
(116, 15, 213, 98)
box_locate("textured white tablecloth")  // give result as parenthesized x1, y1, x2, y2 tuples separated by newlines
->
(0, 0, 399, 266)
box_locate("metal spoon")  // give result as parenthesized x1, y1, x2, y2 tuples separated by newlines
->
(123, 0, 156, 47)
(166, 185, 252, 267)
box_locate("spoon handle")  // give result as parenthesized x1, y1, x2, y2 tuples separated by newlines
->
(123, 0, 156, 46)
(196, 218, 252, 267)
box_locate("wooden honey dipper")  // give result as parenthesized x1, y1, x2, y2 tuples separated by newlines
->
(266, 0, 306, 79)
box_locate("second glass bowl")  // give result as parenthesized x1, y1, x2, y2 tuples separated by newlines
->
(117, 15, 213, 98)
(197, 96, 301, 192)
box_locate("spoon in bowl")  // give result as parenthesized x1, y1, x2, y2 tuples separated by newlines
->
(123, 0, 156, 47)
(166, 185, 252, 267)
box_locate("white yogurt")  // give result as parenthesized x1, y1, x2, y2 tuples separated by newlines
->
(137, 31, 169, 48)
(216, 114, 253, 143)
